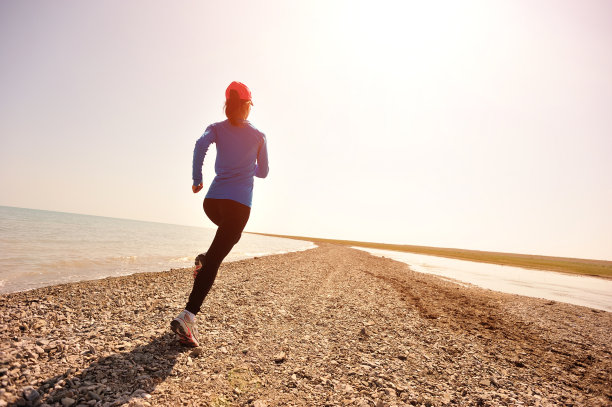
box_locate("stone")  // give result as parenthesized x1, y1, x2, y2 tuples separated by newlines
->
(354, 398, 369, 407)
(274, 352, 286, 363)
(132, 389, 147, 397)
(22, 387, 40, 402)
(384, 387, 395, 397)
(87, 391, 101, 401)
(61, 397, 76, 406)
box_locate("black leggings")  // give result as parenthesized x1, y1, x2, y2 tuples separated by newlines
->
(185, 198, 251, 315)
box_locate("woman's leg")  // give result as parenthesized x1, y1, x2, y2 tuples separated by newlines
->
(185, 199, 250, 315)
(203, 198, 223, 226)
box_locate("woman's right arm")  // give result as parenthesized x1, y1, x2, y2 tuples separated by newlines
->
(192, 125, 216, 187)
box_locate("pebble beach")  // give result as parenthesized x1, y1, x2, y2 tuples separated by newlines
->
(1, 245, 611, 407)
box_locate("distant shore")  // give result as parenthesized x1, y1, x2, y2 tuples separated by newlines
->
(1, 244, 610, 406)
(250, 233, 612, 278)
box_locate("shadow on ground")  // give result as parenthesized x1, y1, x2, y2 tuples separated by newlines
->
(26, 333, 192, 406)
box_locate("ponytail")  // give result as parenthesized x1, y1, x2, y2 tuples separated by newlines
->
(224, 89, 250, 126)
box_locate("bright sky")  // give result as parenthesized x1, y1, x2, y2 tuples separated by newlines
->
(1, 1, 611, 260)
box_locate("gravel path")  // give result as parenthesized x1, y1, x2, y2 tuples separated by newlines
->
(1, 245, 611, 406)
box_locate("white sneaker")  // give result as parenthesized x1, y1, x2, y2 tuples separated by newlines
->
(170, 310, 200, 347)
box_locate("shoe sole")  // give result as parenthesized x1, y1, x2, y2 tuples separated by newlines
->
(170, 320, 199, 347)
(193, 253, 206, 279)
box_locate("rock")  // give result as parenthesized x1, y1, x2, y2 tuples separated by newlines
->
(24, 350, 38, 359)
(354, 398, 369, 407)
(35, 339, 49, 347)
(384, 387, 395, 397)
(190, 348, 203, 358)
(87, 391, 101, 401)
(61, 397, 76, 406)
(22, 387, 40, 402)
(274, 352, 286, 363)
(253, 401, 268, 407)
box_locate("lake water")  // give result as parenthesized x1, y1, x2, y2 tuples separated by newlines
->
(355, 247, 612, 312)
(0, 206, 315, 294)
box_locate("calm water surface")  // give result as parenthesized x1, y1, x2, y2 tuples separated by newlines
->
(0, 206, 314, 294)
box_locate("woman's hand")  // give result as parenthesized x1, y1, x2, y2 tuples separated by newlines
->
(192, 183, 203, 193)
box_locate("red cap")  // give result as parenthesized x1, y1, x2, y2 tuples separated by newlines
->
(225, 81, 253, 104)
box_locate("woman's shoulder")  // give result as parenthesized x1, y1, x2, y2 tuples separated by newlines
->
(209, 120, 265, 140)
(244, 121, 266, 138)
(209, 119, 256, 131)
(208, 119, 229, 129)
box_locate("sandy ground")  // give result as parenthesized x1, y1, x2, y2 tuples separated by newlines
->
(1, 245, 611, 407)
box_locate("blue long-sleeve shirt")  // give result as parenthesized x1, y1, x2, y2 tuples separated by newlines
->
(192, 119, 269, 207)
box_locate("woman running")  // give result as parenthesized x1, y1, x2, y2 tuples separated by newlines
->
(171, 81, 269, 347)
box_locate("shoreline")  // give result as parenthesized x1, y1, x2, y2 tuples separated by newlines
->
(1, 245, 610, 406)
(249, 232, 612, 279)
(0, 243, 317, 297)
(356, 246, 612, 312)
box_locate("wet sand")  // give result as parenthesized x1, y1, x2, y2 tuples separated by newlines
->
(356, 247, 612, 312)
(1, 245, 611, 406)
